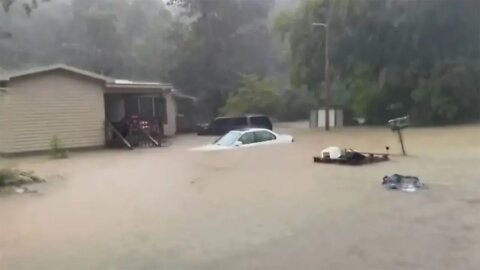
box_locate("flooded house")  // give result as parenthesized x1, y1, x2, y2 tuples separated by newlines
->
(0, 64, 193, 155)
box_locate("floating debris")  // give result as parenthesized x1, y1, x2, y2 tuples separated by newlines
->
(0, 169, 45, 196)
(314, 146, 389, 166)
(382, 174, 426, 192)
(0, 169, 45, 186)
(13, 186, 39, 194)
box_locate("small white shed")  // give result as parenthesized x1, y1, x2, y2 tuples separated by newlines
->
(310, 109, 344, 128)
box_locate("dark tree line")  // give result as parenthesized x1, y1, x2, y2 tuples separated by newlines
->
(1, 0, 479, 124)
(276, 0, 480, 124)
(1, 0, 282, 119)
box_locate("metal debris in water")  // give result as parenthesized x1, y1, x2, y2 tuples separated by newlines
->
(13, 186, 38, 194)
(382, 174, 426, 192)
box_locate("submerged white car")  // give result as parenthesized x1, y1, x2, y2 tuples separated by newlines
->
(191, 128, 294, 151)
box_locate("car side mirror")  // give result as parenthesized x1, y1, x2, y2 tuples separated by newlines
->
(234, 141, 243, 147)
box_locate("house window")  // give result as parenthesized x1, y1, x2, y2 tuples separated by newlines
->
(124, 95, 167, 124)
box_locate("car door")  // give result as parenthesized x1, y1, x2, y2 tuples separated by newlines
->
(237, 131, 256, 148)
(253, 130, 277, 145)
(229, 117, 249, 131)
(250, 116, 273, 130)
(208, 118, 228, 135)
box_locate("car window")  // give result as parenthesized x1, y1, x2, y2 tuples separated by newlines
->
(254, 131, 276, 143)
(250, 116, 272, 129)
(214, 131, 242, 146)
(238, 132, 255, 145)
(229, 117, 248, 126)
(210, 118, 228, 129)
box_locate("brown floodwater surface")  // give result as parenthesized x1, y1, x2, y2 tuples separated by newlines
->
(1, 123, 479, 270)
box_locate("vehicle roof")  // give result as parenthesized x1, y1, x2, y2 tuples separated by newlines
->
(232, 128, 273, 133)
(214, 114, 269, 120)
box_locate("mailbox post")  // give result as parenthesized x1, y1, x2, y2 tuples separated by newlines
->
(388, 116, 410, 156)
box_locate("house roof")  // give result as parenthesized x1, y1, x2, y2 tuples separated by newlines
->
(172, 89, 197, 101)
(1, 64, 110, 82)
(0, 64, 197, 98)
(106, 79, 173, 90)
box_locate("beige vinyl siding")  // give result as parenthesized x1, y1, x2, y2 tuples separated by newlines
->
(2, 71, 105, 153)
(0, 91, 8, 153)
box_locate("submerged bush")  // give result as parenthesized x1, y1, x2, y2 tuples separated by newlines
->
(0, 168, 45, 188)
(49, 135, 69, 159)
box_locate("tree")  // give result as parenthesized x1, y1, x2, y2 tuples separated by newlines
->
(346, 66, 378, 119)
(0, 0, 73, 68)
(168, 0, 276, 118)
(221, 76, 318, 121)
(221, 75, 279, 116)
(411, 59, 480, 124)
(130, 4, 184, 81)
(1, 0, 50, 15)
(1, 0, 51, 39)
(85, 6, 121, 75)
(276, 0, 480, 125)
(277, 87, 318, 121)
(0, 0, 180, 80)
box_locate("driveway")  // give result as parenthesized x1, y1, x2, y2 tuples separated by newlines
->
(1, 124, 480, 270)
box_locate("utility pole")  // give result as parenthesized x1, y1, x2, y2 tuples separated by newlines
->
(313, 0, 332, 131)
(324, 0, 332, 131)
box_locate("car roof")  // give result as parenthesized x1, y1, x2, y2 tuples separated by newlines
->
(214, 115, 268, 120)
(234, 128, 272, 133)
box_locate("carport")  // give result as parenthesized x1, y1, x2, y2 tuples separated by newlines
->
(104, 80, 177, 148)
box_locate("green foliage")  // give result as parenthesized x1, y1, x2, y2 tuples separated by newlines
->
(411, 59, 480, 124)
(0, 168, 44, 187)
(277, 87, 319, 121)
(272, 11, 293, 42)
(169, 0, 276, 118)
(49, 135, 68, 159)
(286, 0, 330, 90)
(279, 0, 480, 125)
(0, 168, 15, 186)
(0, 0, 178, 80)
(221, 76, 317, 121)
(221, 75, 279, 117)
(84, 5, 121, 75)
(347, 67, 378, 118)
(3, 0, 479, 126)
(1, 0, 48, 15)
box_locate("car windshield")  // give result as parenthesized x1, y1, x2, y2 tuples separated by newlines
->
(214, 131, 242, 146)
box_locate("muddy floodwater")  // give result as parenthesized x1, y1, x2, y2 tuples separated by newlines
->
(1, 123, 480, 270)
